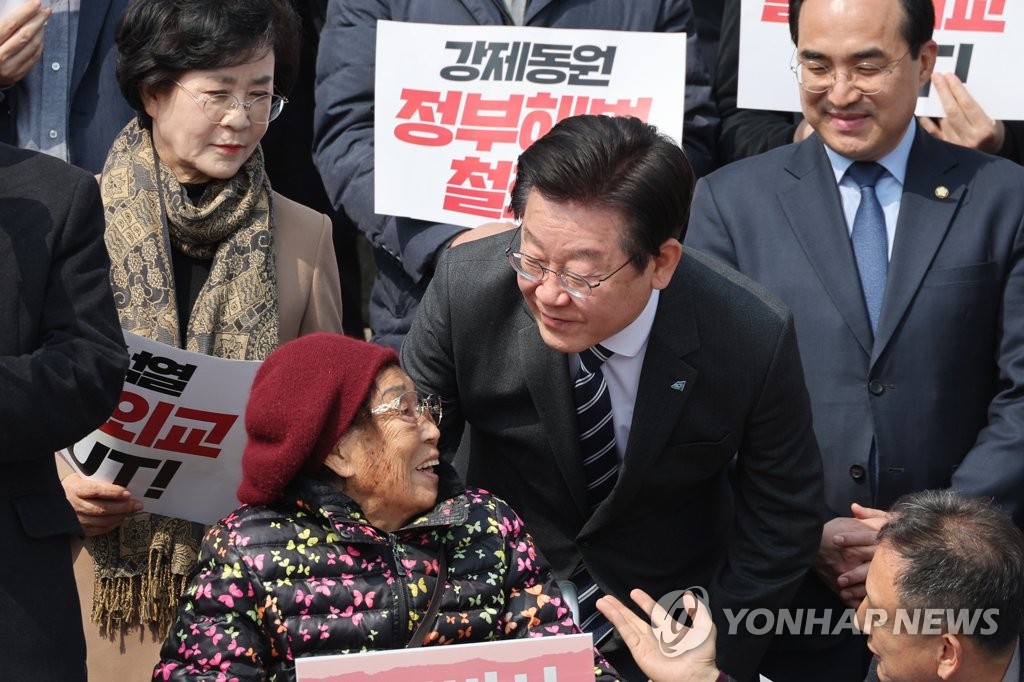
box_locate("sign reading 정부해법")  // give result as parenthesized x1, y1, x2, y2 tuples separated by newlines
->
(374, 21, 688, 229)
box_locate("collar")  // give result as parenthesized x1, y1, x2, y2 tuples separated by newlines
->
(824, 117, 916, 186)
(598, 289, 659, 358)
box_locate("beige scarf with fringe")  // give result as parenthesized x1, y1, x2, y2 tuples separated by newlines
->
(92, 117, 279, 637)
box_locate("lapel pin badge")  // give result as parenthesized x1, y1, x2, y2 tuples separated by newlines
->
(670, 380, 687, 392)
(934, 186, 949, 199)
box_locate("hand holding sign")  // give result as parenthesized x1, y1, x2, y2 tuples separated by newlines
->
(0, 0, 49, 87)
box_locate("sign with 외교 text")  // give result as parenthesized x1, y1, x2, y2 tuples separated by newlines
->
(60, 331, 260, 525)
(374, 21, 688, 228)
(737, 0, 1024, 119)
(295, 633, 595, 682)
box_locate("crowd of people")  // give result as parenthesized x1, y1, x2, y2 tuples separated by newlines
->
(2, 0, 1023, 681)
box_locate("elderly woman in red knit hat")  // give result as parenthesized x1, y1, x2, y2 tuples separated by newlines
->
(153, 333, 619, 681)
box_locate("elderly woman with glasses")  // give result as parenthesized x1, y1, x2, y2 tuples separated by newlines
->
(153, 333, 618, 681)
(57, 0, 342, 678)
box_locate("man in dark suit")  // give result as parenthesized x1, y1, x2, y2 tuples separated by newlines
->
(0, 0, 135, 172)
(402, 114, 824, 681)
(686, 0, 1024, 679)
(0, 143, 127, 679)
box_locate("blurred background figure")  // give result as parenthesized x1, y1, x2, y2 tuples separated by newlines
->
(0, 0, 135, 172)
(56, 0, 342, 678)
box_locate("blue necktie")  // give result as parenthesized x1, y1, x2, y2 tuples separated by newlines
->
(571, 344, 619, 645)
(847, 162, 888, 498)
(847, 161, 889, 334)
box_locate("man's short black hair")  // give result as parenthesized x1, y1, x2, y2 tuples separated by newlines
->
(879, 489, 1024, 655)
(788, 0, 935, 58)
(508, 115, 694, 268)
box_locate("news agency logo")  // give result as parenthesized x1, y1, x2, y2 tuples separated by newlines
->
(652, 587, 1000, 649)
(652, 587, 713, 658)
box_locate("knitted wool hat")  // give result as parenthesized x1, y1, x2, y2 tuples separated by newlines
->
(237, 332, 398, 506)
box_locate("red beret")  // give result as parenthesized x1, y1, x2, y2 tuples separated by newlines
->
(237, 332, 398, 506)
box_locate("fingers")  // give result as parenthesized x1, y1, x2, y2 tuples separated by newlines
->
(62, 474, 143, 535)
(834, 529, 880, 549)
(0, 1, 49, 87)
(850, 503, 888, 519)
(597, 594, 648, 643)
(918, 115, 943, 138)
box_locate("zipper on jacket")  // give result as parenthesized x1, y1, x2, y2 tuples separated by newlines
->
(387, 533, 411, 644)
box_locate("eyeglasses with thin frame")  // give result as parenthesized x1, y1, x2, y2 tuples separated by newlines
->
(504, 226, 633, 300)
(791, 50, 910, 95)
(172, 81, 288, 124)
(370, 390, 443, 424)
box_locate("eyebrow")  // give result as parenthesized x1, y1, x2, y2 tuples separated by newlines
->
(203, 74, 274, 86)
(800, 47, 888, 62)
(376, 384, 411, 402)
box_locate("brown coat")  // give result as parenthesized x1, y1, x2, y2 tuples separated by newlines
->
(58, 190, 343, 681)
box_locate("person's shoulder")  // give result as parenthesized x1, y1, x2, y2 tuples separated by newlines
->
(272, 191, 329, 232)
(0, 142, 94, 186)
(674, 247, 793, 325)
(702, 138, 805, 183)
(923, 134, 1024, 186)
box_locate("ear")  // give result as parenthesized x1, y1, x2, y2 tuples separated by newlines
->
(140, 84, 161, 121)
(322, 429, 362, 480)
(650, 238, 683, 291)
(917, 40, 939, 89)
(935, 632, 963, 680)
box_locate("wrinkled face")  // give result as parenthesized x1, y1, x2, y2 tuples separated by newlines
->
(328, 367, 441, 532)
(856, 544, 942, 681)
(143, 52, 275, 183)
(797, 0, 936, 161)
(515, 191, 678, 354)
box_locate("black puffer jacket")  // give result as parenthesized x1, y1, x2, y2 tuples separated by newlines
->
(155, 470, 617, 680)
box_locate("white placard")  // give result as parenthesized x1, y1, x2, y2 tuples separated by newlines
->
(60, 331, 260, 525)
(296, 633, 595, 682)
(374, 21, 688, 228)
(737, 0, 1024, 119)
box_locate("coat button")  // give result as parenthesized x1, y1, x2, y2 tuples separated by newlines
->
(579, 539, 592, 548)
(868, 380, 885, 395)
(849, 464, 866, 481)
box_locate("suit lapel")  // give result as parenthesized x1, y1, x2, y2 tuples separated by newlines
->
(517, 303, 589, 518)
(71, 0, 113, 97)
(871, 130, 962, 366)
(587, 276, 699, 527)
(779, 137, 874, 356)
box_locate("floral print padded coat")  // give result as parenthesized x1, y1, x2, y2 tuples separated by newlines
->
(154, 474, 618, 681)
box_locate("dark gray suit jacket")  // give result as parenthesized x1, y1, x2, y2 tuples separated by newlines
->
(0, 143, 127, 679)
(687, 128, 1024, 522)
(402, 235, 825, 681)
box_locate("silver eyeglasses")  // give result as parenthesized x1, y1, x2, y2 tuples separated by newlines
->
(173, 81, 288, 124)
(370, 390, 443, 424)
(505, 226, 633, 300)
(791, 50, 910, 95)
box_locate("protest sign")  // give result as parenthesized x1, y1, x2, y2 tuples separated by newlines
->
(295, 633, 595, 682)
(375, 21, 688, 228)
(60, 331, 260, 525)
(737, 0, 1023, 119)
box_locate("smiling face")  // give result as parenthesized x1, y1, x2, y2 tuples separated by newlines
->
(797, 0, 936, 161)
(324, 366, 441, 532)
(142, 52, 275, 183)
(515, 190, 680, 355)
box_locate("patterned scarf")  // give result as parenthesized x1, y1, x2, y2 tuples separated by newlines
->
(91, 117, 280, 638)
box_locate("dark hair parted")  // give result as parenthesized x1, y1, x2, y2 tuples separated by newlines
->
(508, 115, 694, 269)
(878, 489, 1024, 655)
(788, 0, 934, 58)
(116, 0, 301, 127)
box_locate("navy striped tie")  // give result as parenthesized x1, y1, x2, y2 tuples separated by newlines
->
(575, 344, 619, 510)
(571, 344, 618, 645)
